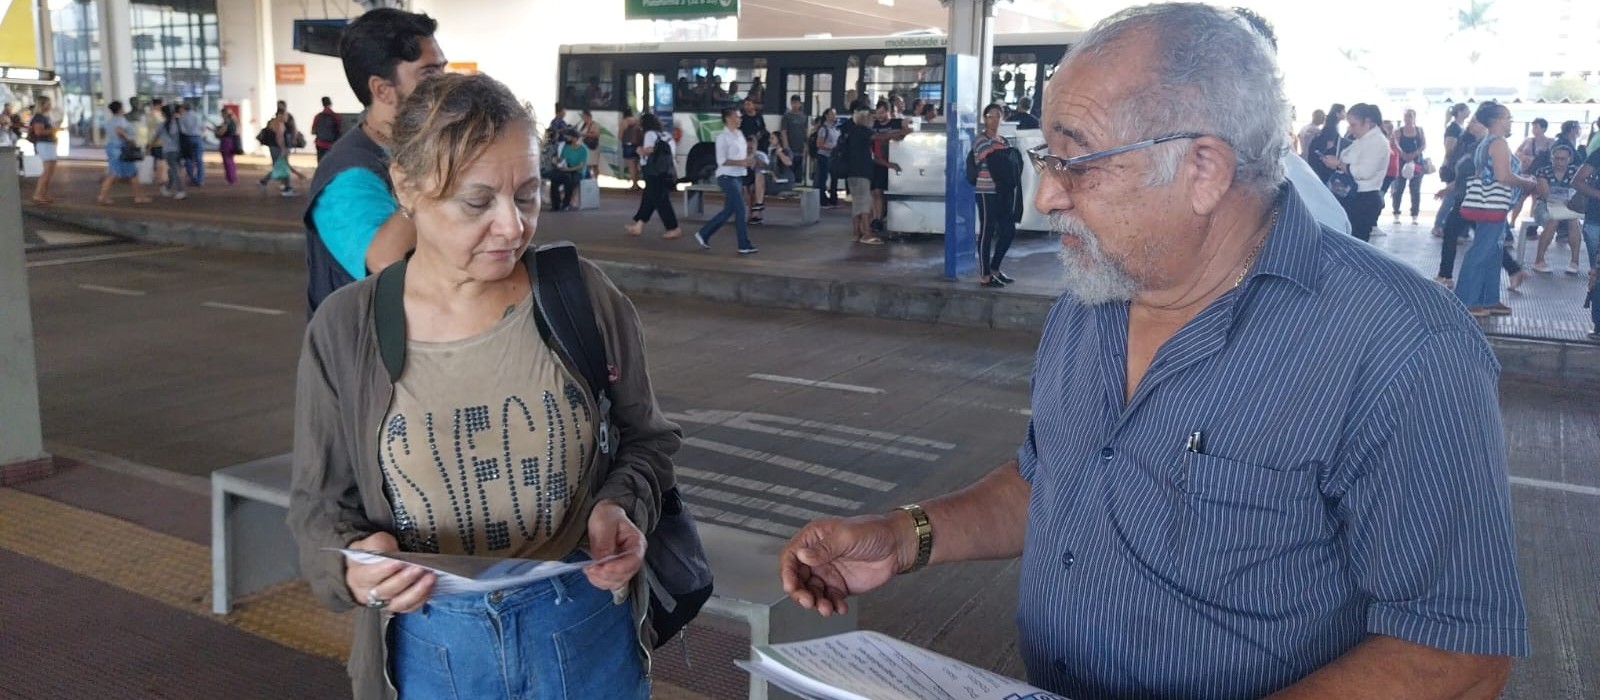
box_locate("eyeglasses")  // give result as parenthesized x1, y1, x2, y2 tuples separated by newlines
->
(1027, 132, 1203, 190)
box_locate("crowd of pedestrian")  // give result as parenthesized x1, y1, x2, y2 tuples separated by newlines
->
(1300, 97, 1599, 336)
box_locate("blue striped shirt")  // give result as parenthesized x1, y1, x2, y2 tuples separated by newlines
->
(1015, 182, 1528, 699)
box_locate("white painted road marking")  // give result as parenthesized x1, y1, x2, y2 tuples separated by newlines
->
(1509, 476, 1600, 497)
(77, 284, 146, 297)
(682, 437, 898, 492)
(681, 483, 835, 523)
(677, 466, 865, 510)
(688, 503, 795, 538)
(748, 373, 886, 395)
(666, 409, 955, 461)
(201, 301, 287, 316)
(26, 247, 186, 268)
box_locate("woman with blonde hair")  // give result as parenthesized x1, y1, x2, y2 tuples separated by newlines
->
(289, 71, 678, 700)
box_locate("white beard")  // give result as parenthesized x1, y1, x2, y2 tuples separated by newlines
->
(1052, 212, 1138, 305)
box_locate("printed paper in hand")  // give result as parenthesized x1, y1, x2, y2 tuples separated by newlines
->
(333, 549, 622, 596)
(736, 630, 1070, 700)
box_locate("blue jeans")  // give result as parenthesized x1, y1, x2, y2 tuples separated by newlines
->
(1434, 190, 1458, 230)
(698, 175, 751, 249)
(389, 556, 648, 700)
(164, 151, 184, 192)
(1456, 219, 1508, 308)
(183, 134, 204, 184)
(813, 154, 836, 204)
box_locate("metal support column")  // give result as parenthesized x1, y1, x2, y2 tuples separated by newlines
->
(0, 147, 51, 480)
(941, 0, 993, 279)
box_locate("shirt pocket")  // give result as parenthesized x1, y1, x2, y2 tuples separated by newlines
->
(1173, 452, 1331, 602)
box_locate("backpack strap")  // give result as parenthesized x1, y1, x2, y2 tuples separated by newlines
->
(532, 242, 615, 464)
(373, 258, 408, 383)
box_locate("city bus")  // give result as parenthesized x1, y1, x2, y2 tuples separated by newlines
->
(557, 31, 1083, 235)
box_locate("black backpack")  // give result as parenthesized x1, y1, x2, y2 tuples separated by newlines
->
(256, 126, 275, 147)
(829, 126, 853, 179)
(640, 132, 674, 178)
(313, 112, 341, 144)
(372, 243, 713, 649)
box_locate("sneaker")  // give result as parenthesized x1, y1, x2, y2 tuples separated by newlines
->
(1393, 213, 1401, 223)
(870, 219, 885, 233)
(173, 191, 187, 200)
(280, 188, 300, 197)
(1411, 217, 1419, 226)
(694, 231, 710, 249)
(1567, 263, 1581, 274)
(738, 246, 760, 255)
(748, 216, 764, 225)
(160, 186, 171, 197)
(995, 271, 1015, 284)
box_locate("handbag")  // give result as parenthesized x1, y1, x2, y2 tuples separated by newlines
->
(1420, 157, 1436, 175)
(1326, 169, 1356, 199)
(118, 141, 143, 163)
(1459, 137, 1514, 222)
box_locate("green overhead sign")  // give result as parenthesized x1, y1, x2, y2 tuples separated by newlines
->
(625, 0, 739, 20)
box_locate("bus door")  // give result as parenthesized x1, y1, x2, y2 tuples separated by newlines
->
(781, 69, 835, 116)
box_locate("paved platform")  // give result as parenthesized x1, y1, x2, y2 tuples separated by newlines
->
(22, 159, 1598, 346)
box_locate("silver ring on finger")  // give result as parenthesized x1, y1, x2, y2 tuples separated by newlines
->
(366, 586, 389, 610)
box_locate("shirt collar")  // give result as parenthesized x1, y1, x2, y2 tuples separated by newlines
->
(1245, 180, 1323, 296)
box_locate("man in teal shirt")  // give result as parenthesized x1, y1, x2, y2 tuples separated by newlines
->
(549, 128, 588, 211)
(303, 8, 446, 314)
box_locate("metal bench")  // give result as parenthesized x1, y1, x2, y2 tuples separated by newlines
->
(207, 457, 856, 699)
(695, 522, 857, 700)
(210, 453, 299, 614)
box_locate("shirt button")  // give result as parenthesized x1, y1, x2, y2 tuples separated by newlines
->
(1061, 550, 1075, 568)
(1100, 447, 1114, 460)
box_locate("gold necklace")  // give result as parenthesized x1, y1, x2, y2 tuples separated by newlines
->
(1235, 206, 1278, 288)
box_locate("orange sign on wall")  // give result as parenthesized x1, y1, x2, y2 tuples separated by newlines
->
(447, 62, 479, 75)
(275, 64, 306, 84)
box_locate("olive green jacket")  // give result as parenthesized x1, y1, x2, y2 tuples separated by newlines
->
(286, 256, 680, 700)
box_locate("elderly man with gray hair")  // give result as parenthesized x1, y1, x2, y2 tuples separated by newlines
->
(778, 4, 1527, 699)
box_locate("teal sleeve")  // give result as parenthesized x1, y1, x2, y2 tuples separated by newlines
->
(310, 169, 397, 281)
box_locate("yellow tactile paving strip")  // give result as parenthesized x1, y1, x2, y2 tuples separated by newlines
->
(0, 487, 706, 699)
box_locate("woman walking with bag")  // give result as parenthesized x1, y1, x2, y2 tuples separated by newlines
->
(96, 101, 151, 205)
(1456, 102, 1545, 317)
(624, 112, 681, 239)
(289, 72, 680, 700)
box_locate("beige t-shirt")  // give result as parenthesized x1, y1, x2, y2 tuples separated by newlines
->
(378, 294, 597, 557)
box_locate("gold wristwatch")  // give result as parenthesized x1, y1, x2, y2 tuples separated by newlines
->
(897, 504, 933, 574)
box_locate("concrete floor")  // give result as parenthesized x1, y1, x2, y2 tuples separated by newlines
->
(16, 227, 1600, 698)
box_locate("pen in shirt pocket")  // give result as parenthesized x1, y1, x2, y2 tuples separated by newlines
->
(1182, 430, 1205, 492)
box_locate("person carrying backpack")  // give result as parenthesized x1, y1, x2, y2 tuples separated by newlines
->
(624, 112, 681, 239)
(310, 96, 343, 161)
(290, 72, 707, 700)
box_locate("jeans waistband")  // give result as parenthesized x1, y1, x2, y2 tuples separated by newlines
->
(420, 550, 593, 614)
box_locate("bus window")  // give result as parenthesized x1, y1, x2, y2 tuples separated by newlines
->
(845, 55, 861, 111)
(991, 53, 1038, 112)
(861, 53, 943, 111)
(563, 57, 616, 110)
(783, 70, 834, 115)
(675, 57, 765, 113)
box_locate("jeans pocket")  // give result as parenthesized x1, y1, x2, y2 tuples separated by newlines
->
(552, 594, 647, 700)
(389, 616, 459, 700)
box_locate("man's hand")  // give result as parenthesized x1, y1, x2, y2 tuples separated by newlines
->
(584, 500, 645, 592)
(344, 531, 436, 614)
(1321, 155, 1342, 169)
(779, 512, 912, 617)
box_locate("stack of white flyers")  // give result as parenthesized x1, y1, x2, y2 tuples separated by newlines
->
(736, 630, 1070, 700)
(332, 549, 621, 596)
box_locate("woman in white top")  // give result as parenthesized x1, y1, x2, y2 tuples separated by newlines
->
(623, 111, 680, 240)
(1321, 103, 1390, 242)
(692, 107, 757, 254)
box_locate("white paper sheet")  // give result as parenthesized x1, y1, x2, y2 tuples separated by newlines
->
(738, 630, 1070, 700)
(334, 548, 622, 596)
